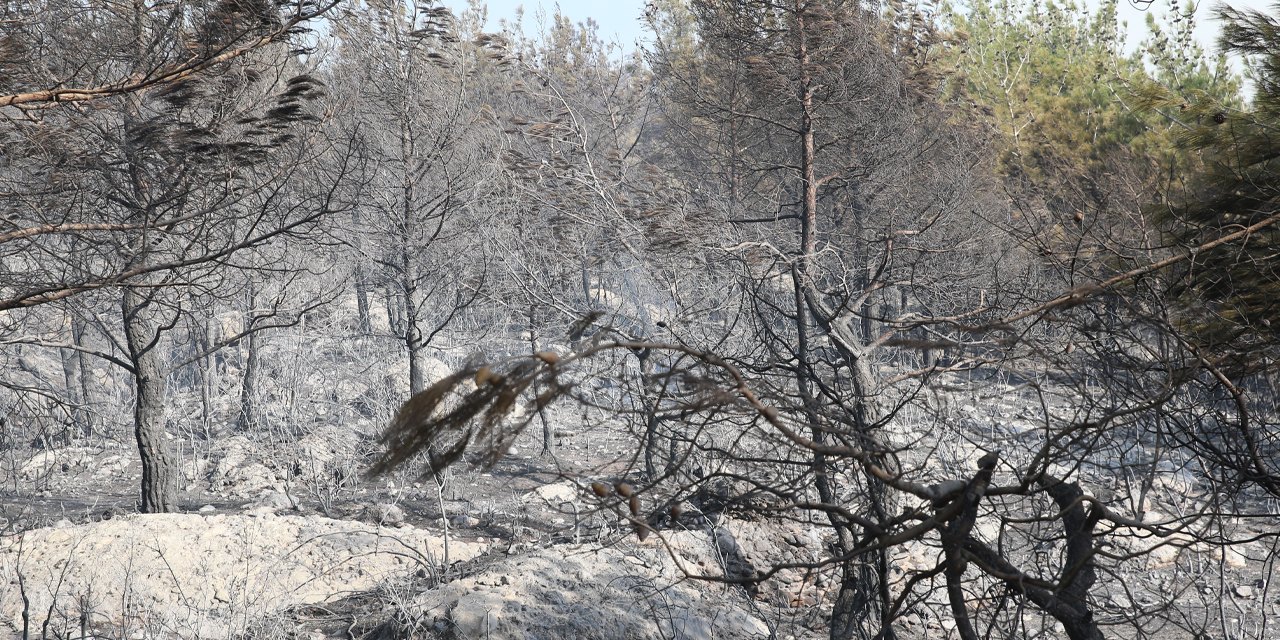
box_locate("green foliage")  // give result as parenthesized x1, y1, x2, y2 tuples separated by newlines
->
(946, 0, 1238, 184)
(944, 0, 1243, 285)
(1135, 3, 1280, 365)
(1142, 1, 1241, 101)
(944, 0, 1148, 180)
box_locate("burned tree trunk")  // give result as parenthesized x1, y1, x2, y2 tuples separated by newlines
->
(123, 287, 177, 513)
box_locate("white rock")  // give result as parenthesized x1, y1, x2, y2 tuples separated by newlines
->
(1153, 471, 1198, 495)
(1145, 543, 1181, 569)
(673, 614, 714, 640)
(413, 532, 772, 640)
(1235, 584, 1254, 598)
(18, 447, 101, 480)
(526, 481, 578, 505)
(451, 593, 505, 638)
(198, 505, 217, 513)
(0, 514, 482, 639)
(1224, 546, 1249, 568)
(253, 491, 294, 510)
(450, 514, 480, 528)
(974, 520, 1001, 543)
(367, 503, 405, 524)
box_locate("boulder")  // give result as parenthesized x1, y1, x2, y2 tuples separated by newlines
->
(411, 539, 771, 640)
(525, 481, 579, 505)
(0, 514, 482, 639)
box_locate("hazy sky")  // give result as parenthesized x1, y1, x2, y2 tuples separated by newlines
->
(467, 0, 652, 50)
(1112, 0, 1273, 55)
(457, 1, 1276, 58)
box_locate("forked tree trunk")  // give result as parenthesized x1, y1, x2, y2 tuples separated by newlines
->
(387, 288, 407, 340)
(123, 287, 177, 513)
(817, 340, 899, 633)
(355, 265, 373, 334)
(350, 198, 374, 335)
(239, 291, 261, 432)
(399, 88, 426, 398)
(789, 7, 896, 638)
(195, 315, 214, 439)
(60, 314, 83, 437)
(406, 279, 426, 396)
(528, 305, 554, 456)
(73, 316, 96, 437)
(825, 336, 899, 640)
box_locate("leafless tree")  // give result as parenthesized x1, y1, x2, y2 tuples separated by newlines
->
(0, 2, 362, 510)
(0, 0, 337, 110)
(643, 1, 1025, 635)
(326, 2, 511, 398)
(479, 11, 745, 463)
(367, 4, 1278, 640)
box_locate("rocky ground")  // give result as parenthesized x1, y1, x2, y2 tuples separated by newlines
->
(0, 417, 860, 640)
(0, 512, 483, 639)
(2, 378, 1278, 640)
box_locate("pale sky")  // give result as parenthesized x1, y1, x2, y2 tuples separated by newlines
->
(466, 0, 652, 51)
(1112, 0, 1273, 55)
(455, 0, 1277, 61)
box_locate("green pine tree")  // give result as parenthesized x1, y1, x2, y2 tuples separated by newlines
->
(1137, 2, 1280, 368)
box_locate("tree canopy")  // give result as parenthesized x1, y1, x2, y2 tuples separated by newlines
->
(4, 3, 1280, 640)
